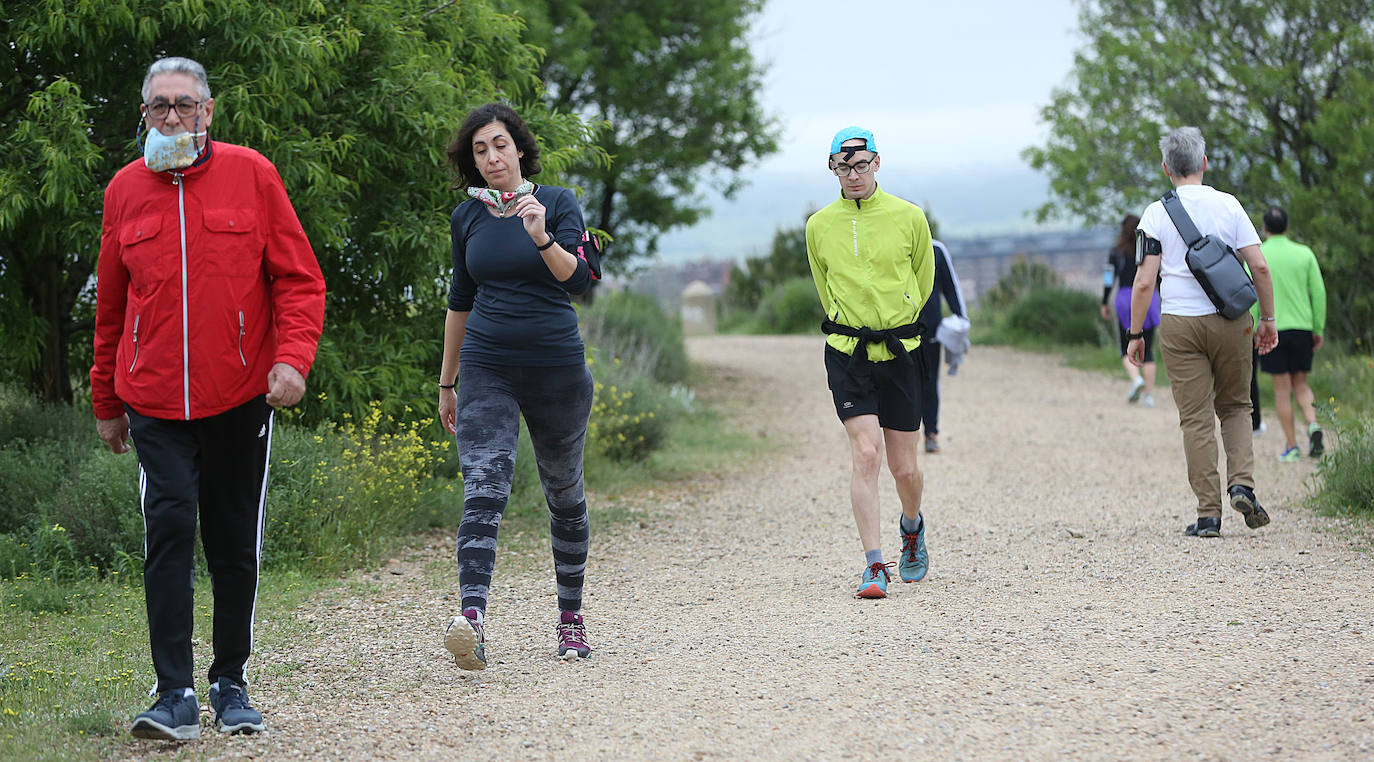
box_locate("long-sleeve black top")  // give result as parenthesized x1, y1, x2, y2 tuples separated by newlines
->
(448, 184, 591, 367)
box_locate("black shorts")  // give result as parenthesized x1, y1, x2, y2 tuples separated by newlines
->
(1259, 329, 1314, 374)
(1117, 325, 1156, 361)
(824, 344, 924, 432)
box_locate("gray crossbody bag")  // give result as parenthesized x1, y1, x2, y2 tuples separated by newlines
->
(1160, 190, 1258, 320)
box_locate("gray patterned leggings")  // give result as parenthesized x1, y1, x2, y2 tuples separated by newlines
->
(455, 360, 594, 614)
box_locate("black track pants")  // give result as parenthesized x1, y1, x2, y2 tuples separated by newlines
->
(127, 396, 272, 692)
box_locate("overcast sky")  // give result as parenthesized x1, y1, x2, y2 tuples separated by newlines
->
(750, 0, 1084, 175)
(651, 0, 1089, 261)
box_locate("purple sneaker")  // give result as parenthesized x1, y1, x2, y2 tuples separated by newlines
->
(444, 608, 487, 670)
(557, 611, 591, 659)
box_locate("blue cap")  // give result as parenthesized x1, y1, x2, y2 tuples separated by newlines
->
(830, 126, 877, 156)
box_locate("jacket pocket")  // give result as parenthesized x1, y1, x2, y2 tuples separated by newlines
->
(128, 314, 142, 374)
(236, 310, 247, 367)
(201, 208, 261, 277)
(118, 214, 170, 295)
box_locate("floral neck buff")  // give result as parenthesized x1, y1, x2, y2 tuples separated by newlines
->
(468, 181, 534, 216)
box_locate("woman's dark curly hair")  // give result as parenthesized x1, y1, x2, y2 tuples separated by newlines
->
(446, 102, 542, 188)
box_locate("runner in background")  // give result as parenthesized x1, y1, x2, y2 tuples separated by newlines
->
(1101, 214, 1160, 408)
(918, 240, 968, 452)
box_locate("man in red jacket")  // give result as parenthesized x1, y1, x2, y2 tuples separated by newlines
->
(90, 57, 325, 741)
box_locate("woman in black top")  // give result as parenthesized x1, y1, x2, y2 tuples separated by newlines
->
(1100, 213, 1160, 406)
(436, 103, 598, 670)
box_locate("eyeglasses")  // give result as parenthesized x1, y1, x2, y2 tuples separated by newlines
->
(831, 159, 875, 177)
(143, 98, 202, 121)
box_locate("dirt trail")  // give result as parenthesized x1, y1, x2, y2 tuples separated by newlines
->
(124, 335, 1372, 760)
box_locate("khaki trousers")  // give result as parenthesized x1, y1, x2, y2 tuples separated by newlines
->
(1159, 313, 1256, 518)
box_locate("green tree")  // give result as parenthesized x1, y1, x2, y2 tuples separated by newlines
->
(1, 0, 601, 421)
(501, 0, 779, 268)
(724, 218, 809, 313)
(1023, 0, 1374, 345)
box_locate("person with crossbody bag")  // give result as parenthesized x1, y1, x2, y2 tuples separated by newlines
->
(1127, 127, 1278, 539)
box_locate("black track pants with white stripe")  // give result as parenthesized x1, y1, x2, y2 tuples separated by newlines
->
(127, 396, 272, 693)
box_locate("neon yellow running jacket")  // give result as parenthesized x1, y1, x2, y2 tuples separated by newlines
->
(805, 184, 935, 360)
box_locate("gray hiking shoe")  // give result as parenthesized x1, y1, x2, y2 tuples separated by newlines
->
(131, 690, 200, 740)
(208, 677, 264, 734)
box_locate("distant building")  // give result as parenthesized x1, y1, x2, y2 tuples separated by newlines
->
(627, 258, 734, 316)
(941, 229, 1114, 305)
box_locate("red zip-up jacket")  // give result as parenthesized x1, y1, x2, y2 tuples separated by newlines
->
(91, 141, 326, 421)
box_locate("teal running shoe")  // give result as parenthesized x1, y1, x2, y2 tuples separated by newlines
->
(898, 517, 929, 583)
(1278, 446, 1301, 462)
(855, 562, 892, 598)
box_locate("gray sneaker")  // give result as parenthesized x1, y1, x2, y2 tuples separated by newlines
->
(208, 677, 264, 734)
(131, 690, 200, 740)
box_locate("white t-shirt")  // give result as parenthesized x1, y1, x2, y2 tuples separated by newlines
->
(1137, 183, 1261, 317)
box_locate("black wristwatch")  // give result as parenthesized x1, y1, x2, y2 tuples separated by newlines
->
(1126, 330, 1145, 341)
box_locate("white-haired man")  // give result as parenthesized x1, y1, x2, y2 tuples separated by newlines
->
(1128, 126, 1278, 537)
(91, 56, 325, 739)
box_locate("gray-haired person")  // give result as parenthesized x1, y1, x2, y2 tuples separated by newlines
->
(1127, 127, 1278, 537)
(93, 57, 325, 739)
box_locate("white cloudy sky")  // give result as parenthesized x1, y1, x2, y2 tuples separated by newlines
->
(652, 0, 1089, 261)
(751, 0, 1083, 174)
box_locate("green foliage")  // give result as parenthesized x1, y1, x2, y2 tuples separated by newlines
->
(1004, 288, 1107, 347)
(752, 277, 826, 335)
(587, 357, 672, 462)
(0, 571, 328, 759)
(265, 402, 456, 574)
(577, 292, 685, 462)
(1313, 416, 1374, 518)
(0, 382, 465, 581)
(1023, 0, 1374, 346)
(979, 255, 1063, 311)
(503, 0, 779, 266)
(0, 0, 603, 412)
(723, 220, 811, 314)
(1310, 352, 1374, 517)
(0, 389, 142, 578)
(579, 290, 689, 384)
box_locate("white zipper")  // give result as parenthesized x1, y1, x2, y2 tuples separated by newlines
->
(128, 314, 141, 372)
(851, 218, 859, 257)
(174, 172, 190, 420)
(237, 310, 247, 366)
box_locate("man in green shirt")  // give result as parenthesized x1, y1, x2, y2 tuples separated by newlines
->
(805, 126, 935, 598)
(1257, 206, 1328, 460)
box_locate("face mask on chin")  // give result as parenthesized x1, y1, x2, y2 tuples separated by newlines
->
(141, 125, 207, 172)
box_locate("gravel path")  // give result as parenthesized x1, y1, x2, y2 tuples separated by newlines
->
(122, 335, 1372, 760)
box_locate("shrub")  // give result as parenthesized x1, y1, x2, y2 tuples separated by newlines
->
(580, 291, 689, 384)
(0, 382, 467, 580)
(981, 255, 1062, 311)
(1313, 402, 1374, 518)
(264, 402, 454, 573)
(586, 356, 672, 462)
(753, 276, 824, 334)
(1004, 287, 1107, 346)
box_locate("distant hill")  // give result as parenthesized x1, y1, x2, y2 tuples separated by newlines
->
(649, 163, 1083, 264)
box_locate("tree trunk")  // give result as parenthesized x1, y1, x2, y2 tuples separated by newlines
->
(26, 250, 74, 404)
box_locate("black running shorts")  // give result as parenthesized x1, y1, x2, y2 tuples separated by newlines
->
(1259, 329, 1315, 374)
(824, 344, 924, 431)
